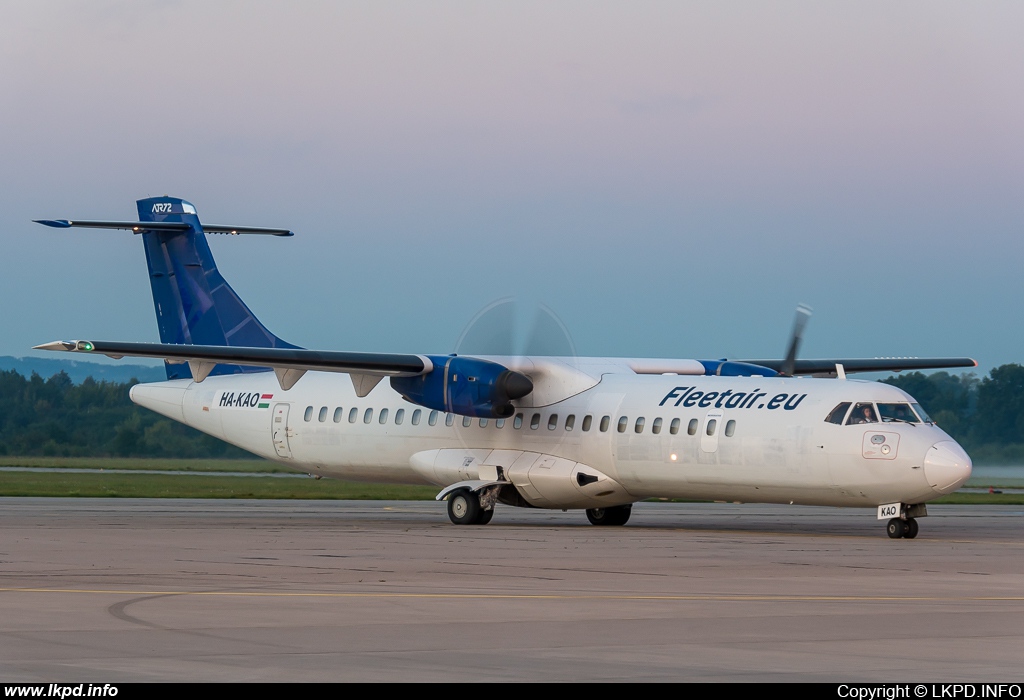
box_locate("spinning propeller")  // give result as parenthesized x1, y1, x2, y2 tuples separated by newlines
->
(454, 297, 577, 359)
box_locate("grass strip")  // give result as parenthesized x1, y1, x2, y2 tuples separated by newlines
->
(0, 456, 282, 473)
(0, 471, 438, 500)
(929, 493, 1024, 505)
(2, 471, 1023, 504)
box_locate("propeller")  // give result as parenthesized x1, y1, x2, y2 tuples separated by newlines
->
(779, 303, 813, 377)
(454, 297, 577, 359)
(449, 297, 578, 449)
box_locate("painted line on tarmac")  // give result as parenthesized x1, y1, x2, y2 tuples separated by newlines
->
(3, 588, 1024, 602)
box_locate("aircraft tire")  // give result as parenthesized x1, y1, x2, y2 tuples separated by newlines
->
(476, 508, 494, 525)
(447, 488, 481, 525)
(886, 518, 904, 539)
(586, 504, 632, 526)
(904, 518, 919, 539)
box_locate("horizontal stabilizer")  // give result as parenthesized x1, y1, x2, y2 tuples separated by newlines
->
(34, 219, 191, 232)
(740, 357, 977, 376)
(199, 224, 294, 236)
(34, 219, 293, 236)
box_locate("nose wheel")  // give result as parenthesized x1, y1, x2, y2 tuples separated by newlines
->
(886, 517, 919, 539)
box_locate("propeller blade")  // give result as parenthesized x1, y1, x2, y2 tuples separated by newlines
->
(780, 303, 813, 377)
(522, 303, 577, 357)
(453, 298, 518, 356)
(456, 298, 576, 360)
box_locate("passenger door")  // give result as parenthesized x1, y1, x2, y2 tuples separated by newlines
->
(272, 403, 292, 458)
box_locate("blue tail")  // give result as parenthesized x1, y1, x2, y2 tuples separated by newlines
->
(137, 196, 297, 380)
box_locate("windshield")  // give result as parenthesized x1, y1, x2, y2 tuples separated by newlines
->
(825, 402, 851, 424)
(910, 403, 933, 423)
(877, 402, 920, 424)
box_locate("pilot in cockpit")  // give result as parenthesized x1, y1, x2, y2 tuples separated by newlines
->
(849, 403, 878, 425)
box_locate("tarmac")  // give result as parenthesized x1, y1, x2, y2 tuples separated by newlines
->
(1, 498, 1022, 682)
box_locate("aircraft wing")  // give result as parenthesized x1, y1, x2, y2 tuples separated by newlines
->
(33, 340, 431, 394)
(739, 357, 977, 376)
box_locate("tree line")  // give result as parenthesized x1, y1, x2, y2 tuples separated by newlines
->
(0, 365, 1022, 462)
(0, 369, 248, 458)
(881, 364, 1024, 463)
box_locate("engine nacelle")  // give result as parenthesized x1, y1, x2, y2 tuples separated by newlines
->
(390, 355, 533, 418)
(699, 359, 779, 377)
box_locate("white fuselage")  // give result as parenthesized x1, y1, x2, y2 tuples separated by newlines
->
(130, 368, 972, 510)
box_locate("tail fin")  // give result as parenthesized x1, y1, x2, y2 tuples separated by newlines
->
(137, 196, 297, 380)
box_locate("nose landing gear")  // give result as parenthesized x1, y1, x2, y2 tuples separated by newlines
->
(881, 503, 926, 539)
(886, 517, 919, 539)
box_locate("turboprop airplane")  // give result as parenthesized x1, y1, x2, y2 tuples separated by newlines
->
(34, 197, 977, 538)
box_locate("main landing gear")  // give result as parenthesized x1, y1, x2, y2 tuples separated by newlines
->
(446, 488, 494, 525)
(886, 517, 919, 539)
(586, 504, 632, 526)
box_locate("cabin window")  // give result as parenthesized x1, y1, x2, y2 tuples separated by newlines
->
(428, 410, 438, 426)
(725, 419, 736, 437)
(669, 418, 680, 435)
(479, 418, 488, 428)
(463, 416, 472, 428)
(600, 416, 610, 432)
(565, 415, 575, 431)
(411, 409, 421, 425)
(706, 419, 717, 436)
(318, 406, 328, 422)
(395, 408, 405, 425)
(635, 417, 645, 433)
(530, 413, 541, 430)
(548, 414, 559, 430)
(878, 403, 921, 424)
(363, 408, 373, 424)
(514, 413, 524, 429)
(446, 414, 455, 427)
(582, 415, 593, 432)
(495, 418, 505, 429)
(349, 407, 358, 423)
(846, 403, 878, 425)
(304, 406, 313, 422)
(617, 416, 628, 433)
(333, 407, 344, 423)
(825, 402, 851, 425)
(688, 418, 698, 436)
(652, 417, 663, 435)
(379, 408, 389, 424)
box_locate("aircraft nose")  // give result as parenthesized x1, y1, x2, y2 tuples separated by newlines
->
(923, 441, 972, 495)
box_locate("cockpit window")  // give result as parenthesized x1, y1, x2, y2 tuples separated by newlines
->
(846, 402, 878, 425)
(878, 402, 921, 424)
(825, 402, 852, 425)
(910, 403, 933, 423)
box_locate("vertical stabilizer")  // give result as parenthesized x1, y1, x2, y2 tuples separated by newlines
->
(137, 196, 296, 379)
